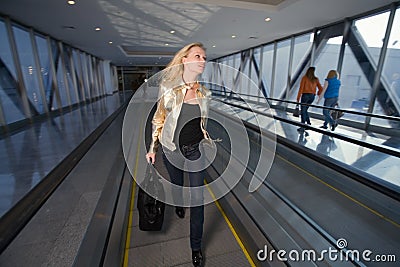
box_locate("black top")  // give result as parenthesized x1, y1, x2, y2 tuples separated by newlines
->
(174, 103, 203, 147)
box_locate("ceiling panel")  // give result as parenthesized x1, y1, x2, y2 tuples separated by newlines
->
(0, 0, 394, 66)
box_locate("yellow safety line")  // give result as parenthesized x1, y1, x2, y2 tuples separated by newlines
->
(206, 182, 257, 267)
(123, 176, 137, 266)
(123, 119, 143, 267)
(276, 152, 400, 228)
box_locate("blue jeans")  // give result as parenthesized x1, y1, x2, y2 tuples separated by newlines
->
(300, 93, 315, 125)
(323, 97, 338, 127)
(162, 143, 204, 250)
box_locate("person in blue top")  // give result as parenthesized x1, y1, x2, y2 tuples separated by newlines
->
(317, 70, 341, 131)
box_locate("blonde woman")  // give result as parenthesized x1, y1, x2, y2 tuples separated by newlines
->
(146, 42, 210, 267)
(318, 70, 341, 131)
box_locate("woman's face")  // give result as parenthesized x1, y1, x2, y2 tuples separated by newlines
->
(182, 46, 206, 75)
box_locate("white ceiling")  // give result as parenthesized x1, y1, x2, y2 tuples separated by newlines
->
(0, 0, 395, 66)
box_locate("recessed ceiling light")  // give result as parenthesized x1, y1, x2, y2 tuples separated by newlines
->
(231, 35, 236, 38)
(264, 17, 271, 22)
(95, 27, 101, 31)
(67, 0, 75, 5)
(212, 45, 216, 48)
(165, 43, 169, 46)
(108, 41, 113, 44)
(170, 30, 175, 34)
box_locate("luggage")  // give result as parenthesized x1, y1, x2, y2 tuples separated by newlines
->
(331, 103, 345, 120)
(137, 163, 165, 231)
(293, 104, 300, 117)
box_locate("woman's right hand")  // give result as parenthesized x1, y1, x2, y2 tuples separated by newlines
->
(146, 152, 156, 164)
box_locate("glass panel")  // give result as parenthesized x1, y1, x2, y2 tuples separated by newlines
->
(0, 20, 17, 80)
(340, 44, 372, 122)
(354, 11, 390, 66)
(0, 19, 25, 123)
(35, 34, 51, 110)
(80, 52, 90, 99)
(383, 7, 400, 105)
(232, 53, 240, 70)
(232, 53, 241, 95)
(248, 57, 259, 98)
(273, 39, 290, 99)
(261, 44, 274, 97)
(314, 36, 342, 79)
(56, 54, 69, 107)
(253, 47, 262, 98)
(88, 57, 96, 97)
(240, 54, 250, 96)
(72, 49, 84, 101)
(292, 33, 313, 76)
(49, 39, 60, 110)
(222, 55, 234, 95)
(13, 25, 44, 114)
(63, 45, 77, 104)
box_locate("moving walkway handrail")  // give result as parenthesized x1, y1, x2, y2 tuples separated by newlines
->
(210, 89, 400, 122)
(213, 98, 400, 158)
(210, 101, 400, 201)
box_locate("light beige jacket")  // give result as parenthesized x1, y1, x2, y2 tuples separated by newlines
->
(149, 81, 212, 153)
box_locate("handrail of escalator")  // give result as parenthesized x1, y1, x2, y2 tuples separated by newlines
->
(213, 96, 400, 159)
(209, 104, 400, 202)
(209, 89, 400, 122)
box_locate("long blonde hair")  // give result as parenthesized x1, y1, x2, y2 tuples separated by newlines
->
(161, 42, 205, 86)
(326, 70, 339, 79)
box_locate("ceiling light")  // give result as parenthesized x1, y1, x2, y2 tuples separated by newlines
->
(165, 43, 169, 46)
(95, 27, 101, 31)
(212, 45, 216, 48)
(170, 30, 175, 34)
(108, 41, 113, 44)
(264, 17, 271, 22)
(67, 0, 75, 5)
(231, 35, 236, 38)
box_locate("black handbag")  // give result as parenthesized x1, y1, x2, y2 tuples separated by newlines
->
(137, 163, 165, 231)
(293, 105, 300, 117)
(330, 103, 344, 120)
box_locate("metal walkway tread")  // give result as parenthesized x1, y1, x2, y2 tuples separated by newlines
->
(126, 187, 252, 267)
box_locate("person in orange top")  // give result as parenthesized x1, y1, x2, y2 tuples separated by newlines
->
(296, 66, 323, 132)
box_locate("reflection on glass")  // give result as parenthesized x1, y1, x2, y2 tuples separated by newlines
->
(35, 34, 52, 109)
(63, 46, 77, 104)
(56, 56, 69, 108)
(80, 52, 90, 100)
(0, 20, 17, 80)
(13, 25, 44, 114)
(0, 20, 25, 124)
(72, 50, 84, 101)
